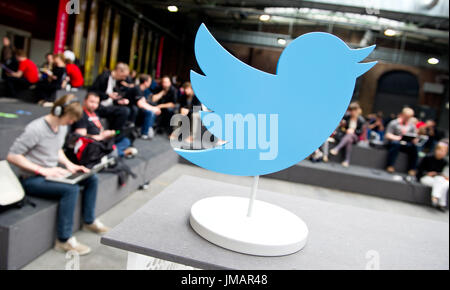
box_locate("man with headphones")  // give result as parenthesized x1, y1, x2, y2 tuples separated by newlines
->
(7, 94, 110, 256)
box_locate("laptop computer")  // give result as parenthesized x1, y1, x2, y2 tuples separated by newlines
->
(46, 157, 115, 185)
(401, 133, 417, 143)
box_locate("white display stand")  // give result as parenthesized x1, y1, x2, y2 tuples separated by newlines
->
(189, 176, 309, 256)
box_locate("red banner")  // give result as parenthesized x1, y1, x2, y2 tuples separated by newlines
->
(156, 36, 165, 78)
(53, 0, 70, 54)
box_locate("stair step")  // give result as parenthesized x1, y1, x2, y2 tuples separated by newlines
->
(267, 160, 431, 205)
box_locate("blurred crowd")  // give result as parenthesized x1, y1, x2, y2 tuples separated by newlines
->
(310, 103, 448, 212)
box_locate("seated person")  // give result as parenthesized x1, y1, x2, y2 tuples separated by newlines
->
(117, 72, 136, 96)
(384, 107, 419, 176)
(39, 52, 54, 81)
(330, 102, 365, 167)
(72, 92, 137, 158)
(420, 119, 445, 153)
(321, 120, 347, 162)
(63, 50, 84, 89)
(6, 94, 109, 256)
(417, 142, 449, 212)
(126, 74, 161, 140)
(1, 36, 18, 81)
(179, 81, 201, 118)
(178, 81, 201, 142)
(5, 49, 39, 97)
(90, 62, 131, 130)
(367, 111, 385, 141)
(35, 53, 66, 106)
(151, 75, 177, 135)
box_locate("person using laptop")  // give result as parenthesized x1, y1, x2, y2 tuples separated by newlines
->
(7, 94, 110, 256)
(384, 107, 419, 176)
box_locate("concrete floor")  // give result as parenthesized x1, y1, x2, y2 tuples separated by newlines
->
(22, 163, 449, 270)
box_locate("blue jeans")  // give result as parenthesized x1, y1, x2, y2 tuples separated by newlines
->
(141, 109, 156, 135)
(115, 137, 131, 157)
(21, 174, 98, 241)
(386, 141, 418, 170)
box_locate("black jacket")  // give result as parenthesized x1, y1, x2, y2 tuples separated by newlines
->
(417, 154, 448, 180)
(342, 115, 366, 137)
(90, 71, 113, 101)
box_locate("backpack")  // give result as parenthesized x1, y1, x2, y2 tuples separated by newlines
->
(65, 133, 116, 168)
(64, 134, 137, 186)
(0, 160, 35, 212)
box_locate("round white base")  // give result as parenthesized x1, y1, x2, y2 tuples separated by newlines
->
(189, 196, 308, 256)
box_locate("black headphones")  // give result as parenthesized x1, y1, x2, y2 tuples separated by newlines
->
(53, 97, 80, 117)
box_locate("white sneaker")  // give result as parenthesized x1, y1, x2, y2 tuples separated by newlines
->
(83, 219, 110, 235)
(124, 147, 138, 158)
(148, 127, 155, 139)
(54, 237, 91, 256)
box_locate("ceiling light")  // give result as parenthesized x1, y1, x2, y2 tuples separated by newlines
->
(427, 57, 439, 65)
(384, 29, 397, 37)
(167, 5, 178, 12)
(421, 0, 437, 8)
(259, 14, 271, 21)
(277, 38, 287, 45)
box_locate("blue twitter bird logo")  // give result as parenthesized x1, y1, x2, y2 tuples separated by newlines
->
(174, 24, 377, 176)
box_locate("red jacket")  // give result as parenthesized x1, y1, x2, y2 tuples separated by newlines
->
(66, 63, 84, 87)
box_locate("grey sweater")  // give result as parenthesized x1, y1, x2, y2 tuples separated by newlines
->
(9, 116, 67, 178)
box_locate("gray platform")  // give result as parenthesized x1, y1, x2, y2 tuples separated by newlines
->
(101, 176, 449, 270)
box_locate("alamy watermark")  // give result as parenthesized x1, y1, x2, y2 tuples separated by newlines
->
(66, 0, 80, 15)
(170, 108, 279, 160)
(364, 0, 381, 15)
(65, 250, 80, 270)
(365, 250, 380, 270)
